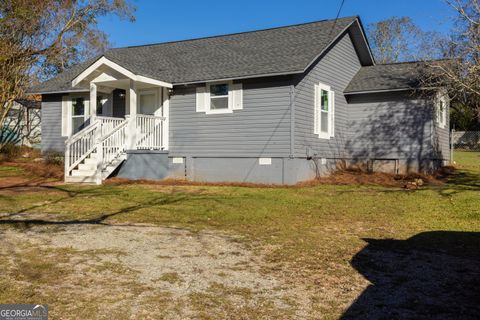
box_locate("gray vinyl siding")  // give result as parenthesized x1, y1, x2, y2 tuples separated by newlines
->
(293, 32, 362, 158)
(168, 78, 292, 157)
(41, 94, 66, 153)
(345, 92, 436, 162)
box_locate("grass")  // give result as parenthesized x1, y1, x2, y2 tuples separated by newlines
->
(0, 165, 25, 177)
(0, 151, 479, 319)
(454, 150, 480, 172)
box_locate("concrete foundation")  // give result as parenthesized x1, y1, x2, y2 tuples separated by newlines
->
(117, 150, 170, 180)
(115, 152, 445, 184)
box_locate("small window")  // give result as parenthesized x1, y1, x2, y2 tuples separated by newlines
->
(314, 83, 334, 139)
(320, 88, 329, 134)
(210, 83, 229, 110)
(196, 82, 242, 114)
(436, 92, 448, 129)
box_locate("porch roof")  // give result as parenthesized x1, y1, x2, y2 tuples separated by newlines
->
(30, 16, 374, 94)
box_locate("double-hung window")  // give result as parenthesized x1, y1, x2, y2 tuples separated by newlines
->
(209, 83, 229, 111)
(436, 91, 448, 129)
(196, 81, 243, 114)
(72, 97, 86, 134)
(62, 94, 90, 137)
(314, 83, 335, 139)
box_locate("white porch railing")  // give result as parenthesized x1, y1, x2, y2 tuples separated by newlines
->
(102, 120, 128, 167)
(64, 114, 167, 182)
(64, 121, 99, 176)
(136, 115, 166, 150)
(98, 116, 125, 136)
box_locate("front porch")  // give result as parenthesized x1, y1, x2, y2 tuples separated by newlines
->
(64, 57, 172, 184)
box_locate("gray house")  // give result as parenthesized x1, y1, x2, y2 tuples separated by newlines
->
(30, 16, 450, 184)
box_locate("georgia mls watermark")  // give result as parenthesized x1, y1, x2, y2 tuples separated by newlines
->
(0, 305, 48, 320)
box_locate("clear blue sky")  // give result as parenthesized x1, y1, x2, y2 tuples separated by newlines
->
(98, 0, 455, 48)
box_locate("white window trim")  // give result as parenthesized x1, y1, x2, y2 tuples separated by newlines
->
(71, 95, 89, 135)
(61, 95, 71, 137)
(314, 82, 335, 140)
(62, 94, 90, 137)
(436, 90, 448, 129)
(205, 81, 233, 114)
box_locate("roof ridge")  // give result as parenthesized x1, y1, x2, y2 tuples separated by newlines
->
(111, 16, 358, 50)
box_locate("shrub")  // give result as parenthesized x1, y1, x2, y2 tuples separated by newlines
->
(0, 144, 22, 161)
(43, 151, 64, 166)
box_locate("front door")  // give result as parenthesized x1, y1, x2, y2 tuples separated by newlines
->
(112, 89, 126, 118)
(138, 90, 158, 115)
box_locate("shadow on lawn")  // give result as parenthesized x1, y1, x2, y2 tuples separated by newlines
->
(0, 185, 215, 228)
(430, 164, 480, 197)
(342, 231, 480, 319)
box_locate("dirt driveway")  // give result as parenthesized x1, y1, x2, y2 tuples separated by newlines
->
(0, 217, 311, 319)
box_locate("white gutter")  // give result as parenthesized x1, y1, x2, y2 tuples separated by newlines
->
(27, 89, 88, 95)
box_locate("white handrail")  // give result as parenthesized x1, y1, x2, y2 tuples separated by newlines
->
(102, 120, 128, 168)
(65, 121, 98, 145)
(97, 116, 124, 121)
(98, 116, 125, 137)
(64, 114, 166, 181)
(64, 121, 99, 177)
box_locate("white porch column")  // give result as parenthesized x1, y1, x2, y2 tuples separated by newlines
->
(90, 83, 97, 122)
(90, 82, 103, 184)
(126, 79, 137, 150)
(162, 87, 169, 150)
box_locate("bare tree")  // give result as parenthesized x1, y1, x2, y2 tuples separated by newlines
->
(368, 17, 421, 64)
(0, 0, 135, 149)
(368, 16, 446, 64)
(424, 0, 480, 123)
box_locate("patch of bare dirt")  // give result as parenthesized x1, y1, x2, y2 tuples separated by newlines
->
(11, 161, 64, 180)
(104, 177, 289, 189)
(106, 167, 455, 189)
(307, 169, 446, 188)
(0, 219, 312, 319)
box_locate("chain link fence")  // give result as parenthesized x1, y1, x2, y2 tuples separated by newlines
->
(452, 130, 480, 151)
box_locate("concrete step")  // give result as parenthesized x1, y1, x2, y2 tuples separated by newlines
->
(71, 169, 96, 177)
(84, 158, 98, 165)
(78, 163, 96, 171)
(65, 175, 99, 184)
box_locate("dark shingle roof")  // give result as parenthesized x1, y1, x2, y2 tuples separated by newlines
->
(344, 61, 430, 94)
(31, 16, 360, 93)
(30, 58, 101, 94)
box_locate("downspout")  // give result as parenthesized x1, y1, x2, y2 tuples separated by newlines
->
(289, 83, 295, 159)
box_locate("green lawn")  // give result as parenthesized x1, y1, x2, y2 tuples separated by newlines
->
(0, 152, 479, 319)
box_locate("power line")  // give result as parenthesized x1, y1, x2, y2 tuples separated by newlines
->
(335, 0, 346, 21)
(328, 0, 346, 38)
